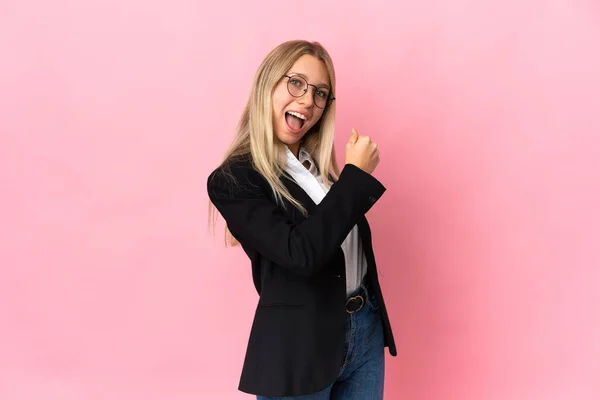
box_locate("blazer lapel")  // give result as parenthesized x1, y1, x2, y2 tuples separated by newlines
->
(357, 216, 379, 275)
(356, 216, 372, 246)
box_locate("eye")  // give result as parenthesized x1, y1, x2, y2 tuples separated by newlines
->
(290, 78, 303, 87)
(316, 89, 329, 99)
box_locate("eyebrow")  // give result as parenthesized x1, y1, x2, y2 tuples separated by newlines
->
(289, 72, 330, 89)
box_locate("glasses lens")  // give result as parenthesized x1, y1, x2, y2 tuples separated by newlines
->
(313, 87, 331, 109)
(287, 76, 307, 97)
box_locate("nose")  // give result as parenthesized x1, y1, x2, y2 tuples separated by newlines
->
(297, 88, 314, 108)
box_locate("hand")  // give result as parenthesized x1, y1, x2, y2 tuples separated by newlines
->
(345, 128, 380, 174)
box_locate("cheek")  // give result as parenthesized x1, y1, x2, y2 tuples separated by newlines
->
(272, 86, 290, 111)
(272, 100, 285, 121)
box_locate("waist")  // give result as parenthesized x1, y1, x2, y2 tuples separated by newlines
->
(345, 279, 372, 314)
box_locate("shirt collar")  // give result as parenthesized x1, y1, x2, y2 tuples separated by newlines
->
(285, 146, 318, 177)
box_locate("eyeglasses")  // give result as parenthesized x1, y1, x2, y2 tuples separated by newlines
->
(283, 74, 335, 109)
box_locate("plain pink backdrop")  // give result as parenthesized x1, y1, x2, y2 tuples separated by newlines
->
(2, 0, 599, 399)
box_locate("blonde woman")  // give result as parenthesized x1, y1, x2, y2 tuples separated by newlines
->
(207, 40, 396, 400)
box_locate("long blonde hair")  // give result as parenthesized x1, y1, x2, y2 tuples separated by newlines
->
(209, 40, 339, 246)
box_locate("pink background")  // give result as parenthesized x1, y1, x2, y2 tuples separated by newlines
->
(2, 0, 600, 399)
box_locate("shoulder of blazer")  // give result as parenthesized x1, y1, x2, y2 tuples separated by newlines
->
(207, 156, 270, 198)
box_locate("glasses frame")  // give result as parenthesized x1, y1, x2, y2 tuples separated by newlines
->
(283, 74, 336, 109)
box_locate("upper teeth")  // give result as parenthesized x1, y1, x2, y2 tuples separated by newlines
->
(287, 111, 306, 120)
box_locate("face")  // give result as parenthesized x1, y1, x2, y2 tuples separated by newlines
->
(271, 54, 331, 156)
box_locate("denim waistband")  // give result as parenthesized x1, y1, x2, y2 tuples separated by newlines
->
(346, 279, 372, 301)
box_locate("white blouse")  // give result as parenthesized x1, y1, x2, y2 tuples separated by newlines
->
(285, 147, 367, 295)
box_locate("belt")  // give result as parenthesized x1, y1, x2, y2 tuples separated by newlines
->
(345, 285, 367, 314)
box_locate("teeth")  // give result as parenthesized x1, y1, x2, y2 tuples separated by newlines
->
(287, 111, 306, 120)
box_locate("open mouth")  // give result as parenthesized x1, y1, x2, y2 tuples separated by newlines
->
(285, 111, 307, 133)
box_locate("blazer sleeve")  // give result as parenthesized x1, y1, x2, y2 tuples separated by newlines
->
(207, 162, 386, 277)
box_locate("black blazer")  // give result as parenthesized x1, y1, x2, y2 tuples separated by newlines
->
(207, 156, 397, 397)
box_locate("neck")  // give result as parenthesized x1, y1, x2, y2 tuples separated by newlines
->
(287, 143, 300, 159)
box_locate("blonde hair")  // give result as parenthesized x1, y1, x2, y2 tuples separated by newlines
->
(208, 40, 339, 246)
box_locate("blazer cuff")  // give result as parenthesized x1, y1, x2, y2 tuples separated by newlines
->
(338, 163, 386, 204)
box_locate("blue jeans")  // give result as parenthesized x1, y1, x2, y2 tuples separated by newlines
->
(257, 282, 385, 400)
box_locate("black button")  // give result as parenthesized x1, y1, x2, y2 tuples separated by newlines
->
(368, 196, 376, 203)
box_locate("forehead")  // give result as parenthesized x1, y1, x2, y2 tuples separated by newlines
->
(287, 54, 330, 87)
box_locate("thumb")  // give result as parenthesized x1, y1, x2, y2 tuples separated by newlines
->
(349, 128, 359, 145)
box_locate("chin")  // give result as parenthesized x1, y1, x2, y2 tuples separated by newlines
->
(277, 132, 304, 146)
(282, 139, 301, 149)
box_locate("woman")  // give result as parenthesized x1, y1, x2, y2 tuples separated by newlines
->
(207, 40, 396, 400)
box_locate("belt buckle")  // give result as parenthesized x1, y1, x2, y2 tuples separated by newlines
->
(345, 295, 365, 314)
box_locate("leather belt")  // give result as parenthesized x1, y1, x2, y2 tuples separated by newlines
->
(345, 287, 366, 314)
